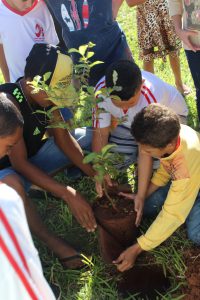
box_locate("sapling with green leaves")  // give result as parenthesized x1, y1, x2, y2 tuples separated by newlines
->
(83, 144, 123, 210)
(30, 43, 122, 129)
(29, 71, 79, 130)
(29, 43, 125, 202)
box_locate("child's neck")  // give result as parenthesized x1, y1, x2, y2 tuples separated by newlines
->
(5, 0, 34, 11)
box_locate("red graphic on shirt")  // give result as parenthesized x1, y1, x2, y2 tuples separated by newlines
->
(34, 24, 45, 41)
(161, 152, 190, 181)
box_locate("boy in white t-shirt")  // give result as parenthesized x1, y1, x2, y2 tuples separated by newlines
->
(0, 184, 56, 300)
(93, 60, 188, 225)
(0, 0, 59, 83)
(0, 98, 55, 300)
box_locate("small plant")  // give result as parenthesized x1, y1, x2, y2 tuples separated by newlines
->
(83, 144, 123, 210)
(68, 42, 103, 85)
(29, 43, 125, 207)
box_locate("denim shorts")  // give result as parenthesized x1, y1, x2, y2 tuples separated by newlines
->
(0, 127, 92, 192)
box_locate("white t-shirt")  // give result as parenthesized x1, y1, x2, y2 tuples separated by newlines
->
(0, 183, 56, 300)
(93, 70, 188, 129)
(0, 0, 59, 82)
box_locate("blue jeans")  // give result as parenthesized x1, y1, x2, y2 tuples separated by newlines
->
(185, 50, 200, 122)
(0, 127, 92, 192)
(143, 183, 200, 245)
(109, 125, 160, 170)
(60, 107, 73, 120)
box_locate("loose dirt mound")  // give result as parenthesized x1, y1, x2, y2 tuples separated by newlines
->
(182, 247, 200, 299)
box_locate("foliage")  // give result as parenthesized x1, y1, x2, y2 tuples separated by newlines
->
(68, 42, 103, 85)
(83, 144, 122, 184)
(30, 73, 78, 109)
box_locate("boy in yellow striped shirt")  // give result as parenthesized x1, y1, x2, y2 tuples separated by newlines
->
(114, 103, 200, 272)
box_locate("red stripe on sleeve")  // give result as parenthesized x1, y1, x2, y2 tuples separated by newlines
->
(0, 236, 38, 300)
(142, 85, 157, 103)
(0, 208, 30, 274)
(95, 80, 106, 92)
(141, 90, 151, 104)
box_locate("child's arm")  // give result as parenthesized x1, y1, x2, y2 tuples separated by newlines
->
(0, 44, 10, 82)
(134, 151, 153, 226)
(137, 150, 153, 200)
(125, 0, 146, 7)
(92, 126, 112, 197)
(9, 136, 97, 232)
(112, 0, 124, 19)
(92, 126, 110, 153)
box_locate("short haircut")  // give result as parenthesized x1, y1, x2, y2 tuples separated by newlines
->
(0, 93, 24, 138)
(105, 60, 142, 100)
(131, 104, 181, 148)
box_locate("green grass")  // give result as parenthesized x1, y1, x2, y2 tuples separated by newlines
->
(0, 3, 198, 300)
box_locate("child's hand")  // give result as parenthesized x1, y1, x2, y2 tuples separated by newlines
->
(177, 29, 200, 52)
(95, 174, 113, 197)
(113, 243, 142, 272)
(119, 192, 145, 226)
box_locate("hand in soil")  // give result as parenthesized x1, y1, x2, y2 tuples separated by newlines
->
(63, 187, 97, 232)
(113, 243, 143, 272)
(119, 192, 145, 227)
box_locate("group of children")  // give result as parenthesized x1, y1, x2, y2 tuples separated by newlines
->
(0, 0, 200, 299)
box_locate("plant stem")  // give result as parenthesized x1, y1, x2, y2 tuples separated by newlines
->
(103, 181, 119, 212)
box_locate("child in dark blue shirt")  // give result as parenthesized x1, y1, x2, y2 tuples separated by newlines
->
(45, 0, 133, 85)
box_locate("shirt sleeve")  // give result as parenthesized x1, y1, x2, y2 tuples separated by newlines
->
(92, 99, 111, 128)
(138, 178, 199, 251)
(44, 4, 59, 45)
(151, 163, 171, 187)
(168, 88, 188, 117)
(168, 0, 183, 17)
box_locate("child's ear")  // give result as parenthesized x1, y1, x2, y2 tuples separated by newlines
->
(166, 141, 176, 153)
(137, 80, 145, 92)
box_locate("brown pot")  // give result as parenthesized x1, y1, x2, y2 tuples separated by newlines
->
(93, 196, 138, 263)
(93, 193, 171, 297)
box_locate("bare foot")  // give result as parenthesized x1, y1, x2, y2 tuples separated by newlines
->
(46, 237, 85, 269)
(176, 83, 191, 96)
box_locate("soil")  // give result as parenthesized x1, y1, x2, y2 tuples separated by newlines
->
(93, 190, 170, 298)
(117, 265, 170, 299)
(182, 247, 200, 299)
(93, 195, 138, 263)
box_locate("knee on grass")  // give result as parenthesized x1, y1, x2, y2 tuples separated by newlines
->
(2, 174, 25, 200)
(188, 230, 200, 246)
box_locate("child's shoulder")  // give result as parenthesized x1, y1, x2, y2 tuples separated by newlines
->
(180, 124, 200, 141)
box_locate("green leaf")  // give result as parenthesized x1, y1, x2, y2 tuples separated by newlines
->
(33, 127, 41, 136)
(94, 174, 103, 184)
(43, 72, 52, 82)
(86, 86, 95, 95)
(79, 44, 88, 56)
(83, 152, 98, 164)
(110, 95, 121, 102)
(89, 61, 104, 68)
(101, 144, 116, 157)
(88, 42, 96, 48)
(68, 48, 80, 54)
(86, 51, 94, 59)
(33, 110, 47, 115)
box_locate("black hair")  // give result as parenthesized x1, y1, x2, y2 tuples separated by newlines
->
(0, 93, 24, 137)
(131, 103, 181, 148)
(105, 60, 142, 100)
